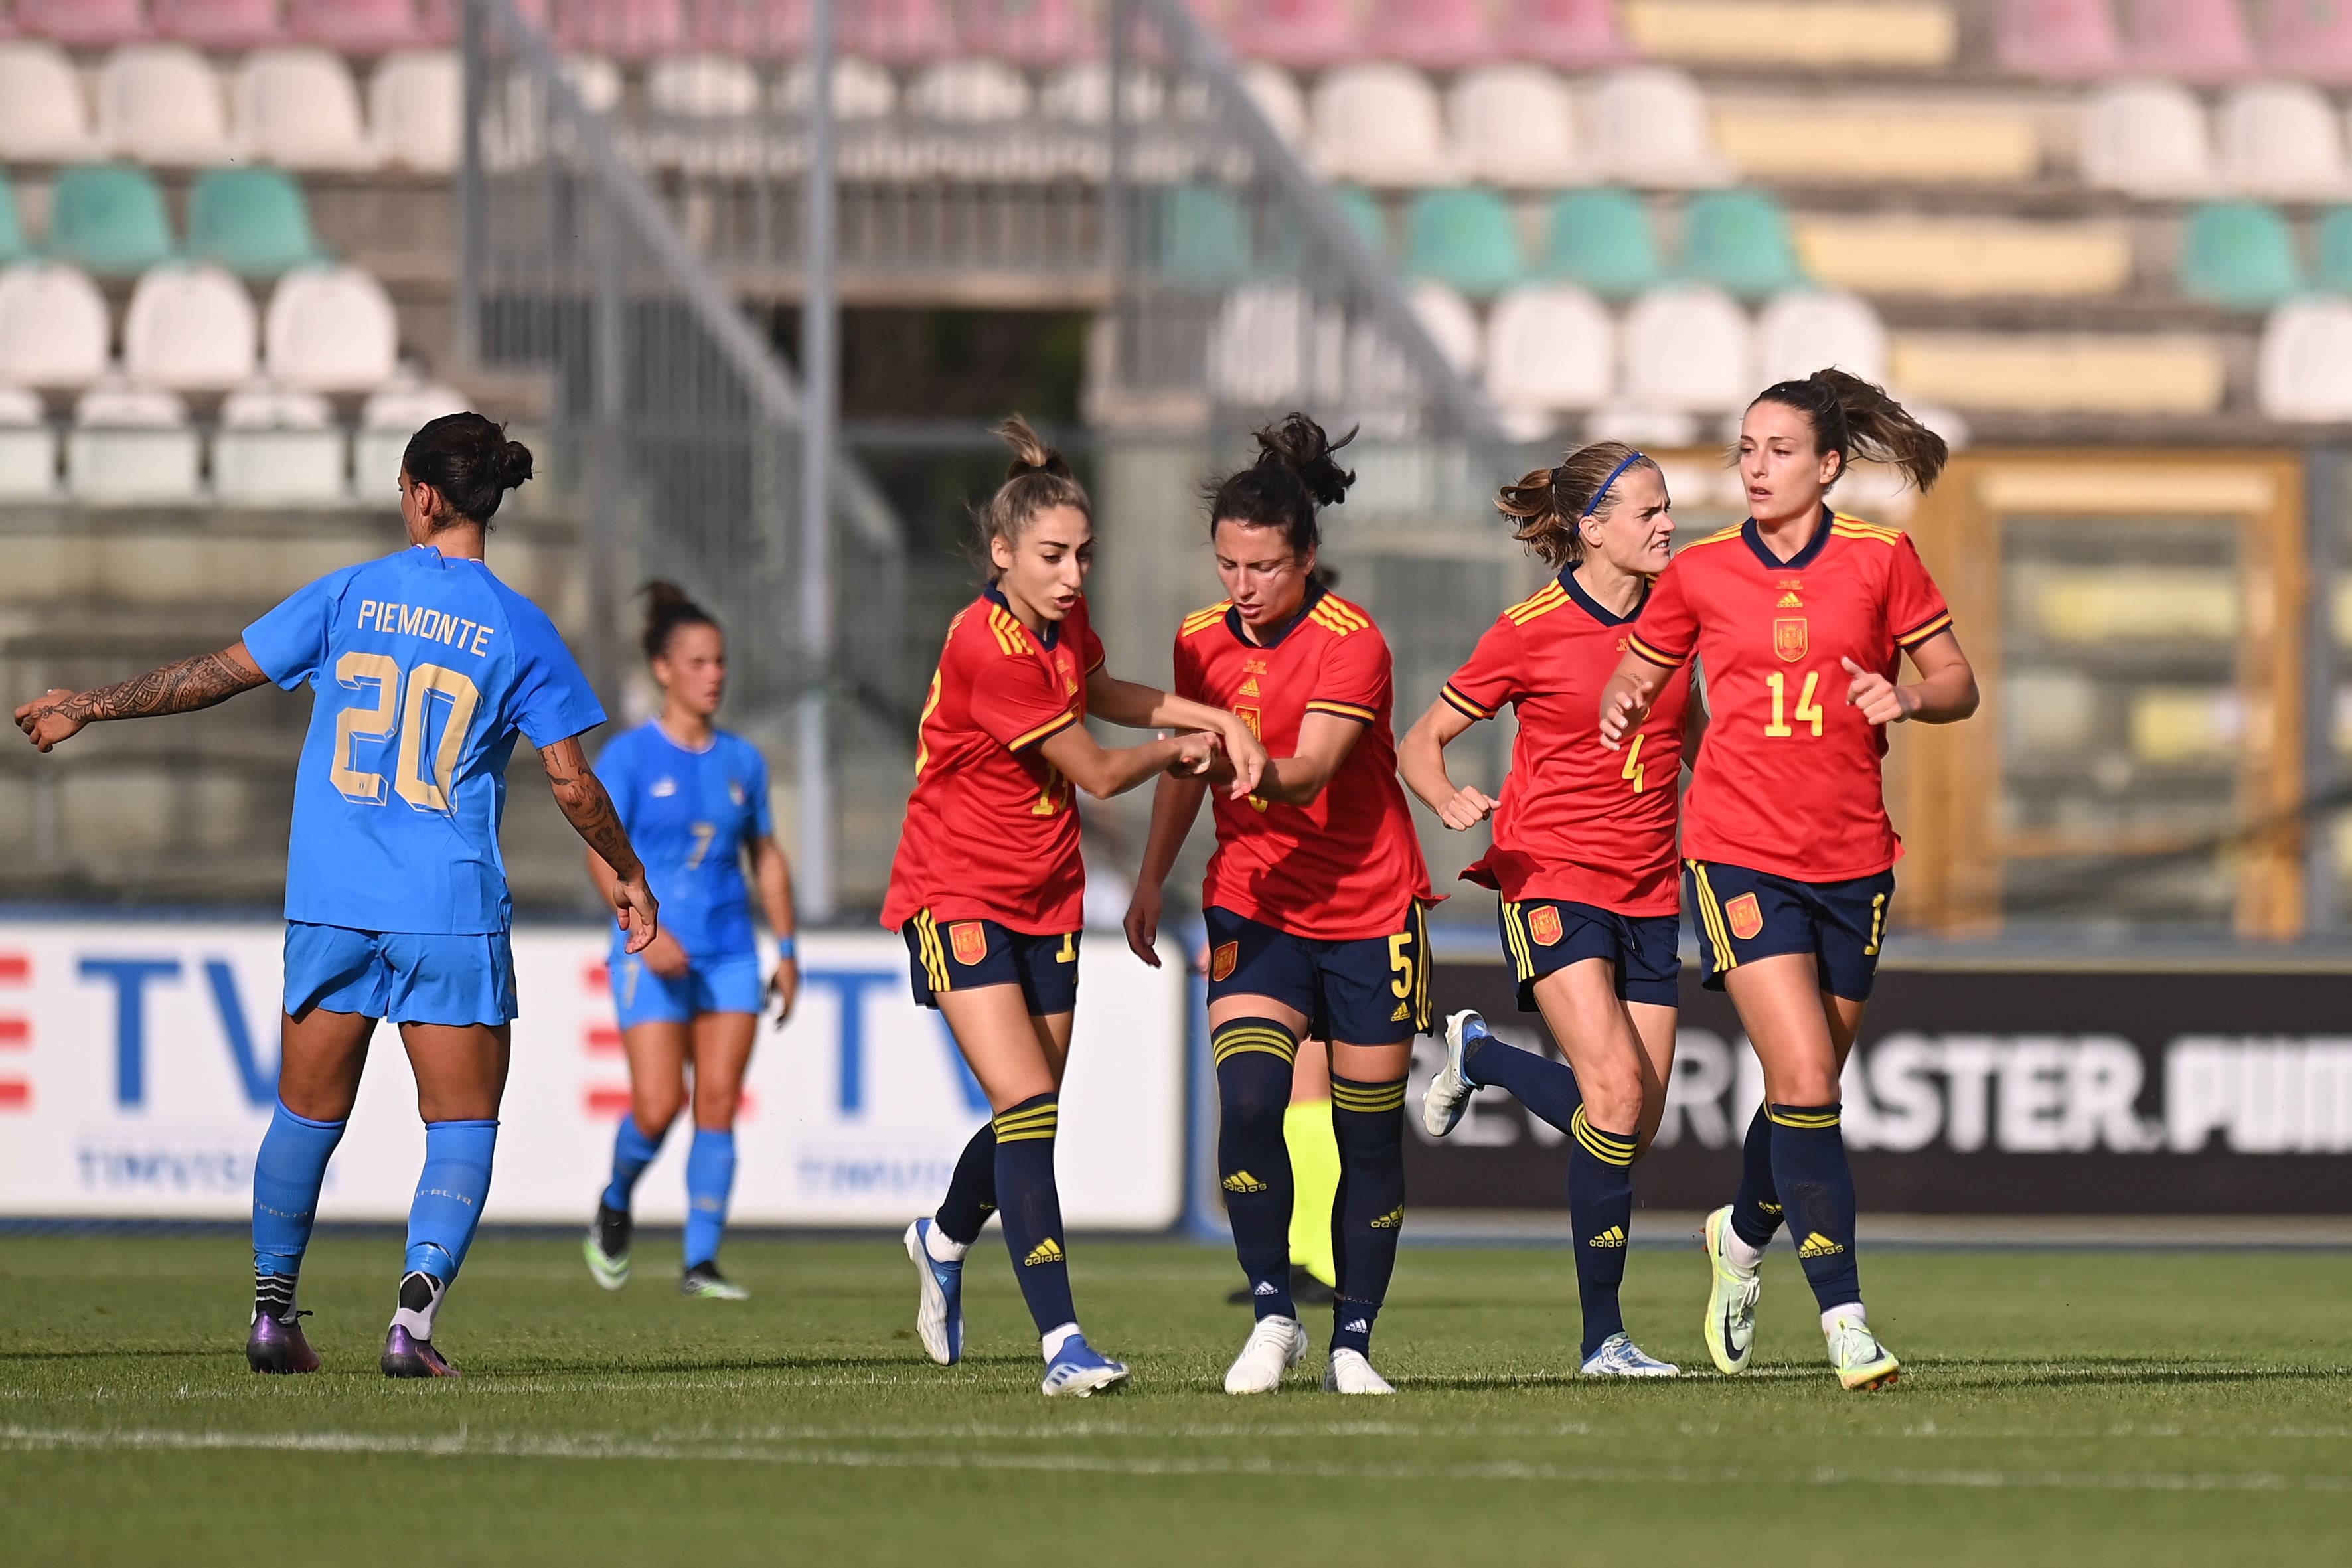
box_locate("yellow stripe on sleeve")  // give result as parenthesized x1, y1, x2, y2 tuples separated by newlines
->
(1440, 683, 1496, 721)
(1304, 698, 1377, 724)
(1008, 708, 1079, 752)
(1626, 633, 1685, 669)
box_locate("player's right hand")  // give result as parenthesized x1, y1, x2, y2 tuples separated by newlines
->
(1597, 686, 1647, 749)
(1168, 730, 1219, 777)
(1219, 718, 1269, 801)
(14, 689, 86, 752)
(613, 874, 661, 956)
(1435, 784, 1501, 830)
(641, 926, 691, 978)
(1123, 884, 1163, 968)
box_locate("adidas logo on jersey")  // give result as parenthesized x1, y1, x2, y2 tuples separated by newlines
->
(1238, 676, 1260, 696)
(1776, 591, 1802, 607)
(1223, 1170, 1269, 1194)
(1022, 1238, 1065, 1267)
(1588, 1225, 1626, 1249)
(1797, 1231, 1845, 1259)
(1370, 1206, 1403, 1229)
(1390, 1001, 1410, 1022)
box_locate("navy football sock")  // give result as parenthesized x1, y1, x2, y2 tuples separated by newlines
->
(1770, 1103, 1863, 1312)
(1329, 1074, 1407, 1357)
(935, 1121, 997, 1246)
(1213, 1018, 1300, 1320)
(251, 1100, 346, 1318)
(601, 1113, 663, 1213)
(1729, 1103, 1784, 1251)
(1462, 1030, 1584, 1135)
(992, 1094, 1078, 1341)
(1568, 1108, 1638, 1359)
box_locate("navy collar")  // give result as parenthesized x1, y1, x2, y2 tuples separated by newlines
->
(984, 584, 1059, 650)
(1227, 580, 1326, 649)
(1560, 566, 1650, 627)
(1743, 505, 1836, 571)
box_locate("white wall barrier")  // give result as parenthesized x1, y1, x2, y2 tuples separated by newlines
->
(0, 923, 1188, 1229)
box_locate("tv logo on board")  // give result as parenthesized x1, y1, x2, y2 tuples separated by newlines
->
(79, 956, 275, 1109)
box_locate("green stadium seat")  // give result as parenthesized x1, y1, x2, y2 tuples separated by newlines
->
(1680, 188, 1805, 300)
(2179, 202, 2301, 310)
(1403, 187, 1524, 297)
(46, 163, 176, 278)
(1160, 183, 1253, 287)
(1538, 188, 1660, 299)
(0, 175, 31, 267)
(1332, 183, 1391, 258)
(187, 167, 329, 281)
(2311, 206, 2352, 295)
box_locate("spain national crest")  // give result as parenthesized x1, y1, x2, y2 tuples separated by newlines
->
(949, 921, 988, 966)
(1772, 617, 1809, 663)
(1527, 904, 1564, 947)
(1726, 892, 1764, 941)
(1210, 941, 1239, 982)
(1235, 705, 1262, 740)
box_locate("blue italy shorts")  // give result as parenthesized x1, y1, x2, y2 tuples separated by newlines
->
(609, 947, 765, 1028)
(283, 921, 518, 1026)
(902, 910, 1081, 1016)
(1496, 896, 1681, 1010)
(1684, 859, 1895, 1001)
(1205, 902, 1431, 1046)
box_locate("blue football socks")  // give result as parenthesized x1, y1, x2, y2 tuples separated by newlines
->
(1213, 1018, 1302, 1321)
(1328, 1073, 1407, 1358)
(1567, 1107, 1638, 1358)
(405, 1118, 499, 1283)
(1730, 1103, 1786, 1251)
(251, 1099, 347, 1318)
(683, 1129, 737, 1270)
(601, 1113, 665, 1213)
(991, 1093, 1077, 1340)
(935, 1121, 998, 1247)
(1769, 1103, 1863, 1312)
(1462, 1029, 1585, 1135)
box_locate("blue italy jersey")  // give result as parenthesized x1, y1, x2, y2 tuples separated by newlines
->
(244, 544, 606, 935)
(593, 720, 771, 961)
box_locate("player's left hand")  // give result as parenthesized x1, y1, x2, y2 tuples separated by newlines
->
(767, 955, 799, 1030)
(1169, 730, 1219, 777)
(1219, 718, 1269, 801)
(14, 689, 86, 752)
(613, 873, 661, 955)
(1842, 657, 1919, 726)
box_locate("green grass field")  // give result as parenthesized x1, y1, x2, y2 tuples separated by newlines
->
(3, 1232, 2349, 1567)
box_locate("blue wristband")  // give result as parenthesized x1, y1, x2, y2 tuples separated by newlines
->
(774, 935, 797, 961)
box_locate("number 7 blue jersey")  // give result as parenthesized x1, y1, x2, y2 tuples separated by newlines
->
(243, 544, 607, 935)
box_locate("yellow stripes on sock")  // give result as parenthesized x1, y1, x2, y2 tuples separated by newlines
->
(1766, 1104, 1842, 1130)
(992, 1101, 1059, 1143)
(1686, 860, 1739, 975)
(1330, 1077, 1407, 1114)
(1211, 1022, 1300, 1067)
(1570, 1105, 1638, 1166)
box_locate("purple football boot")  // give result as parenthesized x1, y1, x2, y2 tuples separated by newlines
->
(246, 1310, 320, 1375)
(381, 1326, 461, 1379)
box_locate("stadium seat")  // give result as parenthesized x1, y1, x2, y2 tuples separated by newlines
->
(1241, 61, 1308, 147)
(1995, 0, 2125, 78)
(68, 377, 202, 503)
(1588, 68, 1733, 188)
(562, 54, 625, 115)
(1504, 0, 1632, 67)
(688, 0, 810, 57)
(2256, 295, 2352, 420)
(1403, 187, 1524, 296)
(187, 167, 327, 279)
(0, 263, 111, 388)
(2080, 80, 2217, 196)
(356, 368, 467, 493)
(2124, 0, 2256, 81)
(647, 55, 763, 118)
(963, 0, 1096, 63)
(1206, 283, 1341, 406)
(2177, 201, 2302, 309)
(98, 44, 235, 167)
(840, 0, 957, 64)
(0, 178, 27, 267)
(1711, 101, 2041, 184)
(2216, 83, 2350, 200)
(123, 261, 258, 391)
(556, 0, 689, 58)
(287, 0, 420, 54)
(1450, 64, 1587, 188)
(0, 384, 58, 502)
(16, 0, 155, 48)
(1792, 214, 2133, 297)
(1483, 282, 1613, 413)
(1039, 62, 1166, 125)
(1310, 64, 1459, 187)
(237, 49, 380, 171)
(48, 165, 177, 279)
(1754, 289, 1888, 385)
(1161, 183, 1253, 285)
(214, 379, 347, 505)
(1229, 0, 1361, 68)
(0, 42, 101, 162)
(1332, 184, 1391, 256)
(153, 0, 290, 50)
(2258, 0, 2352, 84)
(2314, 206, 2352, 292)
(1888, 330, 2224, 412)
(1619, 283, 1752, 412)
(775, 56, 898, 120)
(1409, 279, 1482, 374)
(1539, 187, 1662, 299)
(418, 0, 551, 42)
(265, 264, 398, 392)
(1681, 189, 1806, 300)
(371, 51, 461, 173)
(1372, 0, 1495, 70)
(1585, 404, 1700, 447)
(907, 59, 1033, 123)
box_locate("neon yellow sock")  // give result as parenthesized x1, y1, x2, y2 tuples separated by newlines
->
(1284, 1099, 1340, 1287)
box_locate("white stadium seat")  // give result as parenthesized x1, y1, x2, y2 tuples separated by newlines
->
(907, 60, 1033, 123)
(776, 57, 898, 120)
(1206, 284, 1344, 407)
(265, 266, 399, 392)
(1754, 289, 1889, 386)
(1241, 62, 1309, 149)
(69, 376, 202, 503)
(647, 55, 763, 118)
(0, 384, 57, 501)
(123, 263, 259, 392)
(99, 44, 236, 167)
(0, 42, 100, 162)
(2081, 81, 2217, 197)
(1310, 63, 1460, 186)
(564, 55, 625, 116)
(1450, 64, 1586, 188)
(236, 48, 380, 171)
(1588, 67, 1733, 188)
(214, 379, 349, 505)
(0, 263, 112, 390)
(370, 52, 461, 174)
(1408, 279, 1484, 374)
(1484, 283, 1614, 413)
(2216, 82, 2350, 200)
(1039, 62, 1165, 125)
(1584, 404, 1701, 447)
(356, 370, 469, 497)
(1619, 283, 1753, 412)
(2258, 296, 2352, 421)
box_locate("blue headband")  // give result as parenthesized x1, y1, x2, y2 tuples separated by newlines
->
(1581, 451, 1648, 518)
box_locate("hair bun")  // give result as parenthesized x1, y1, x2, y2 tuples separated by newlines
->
(994, 413, 1073, 483)
(491, 438, 534, 491)
(1253, 412, 1356, 509)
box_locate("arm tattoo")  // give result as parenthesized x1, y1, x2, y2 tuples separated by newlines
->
(60, 651, 266, 724)
(544, 755, 644, 882)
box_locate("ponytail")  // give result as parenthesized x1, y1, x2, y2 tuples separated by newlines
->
(1202, 412, 1356, 557)
(1494, 441, 1659, 569)
(641, 580, 718, 663)
(1750, 368, 1947, 495)
(976, 414, 1090, 576)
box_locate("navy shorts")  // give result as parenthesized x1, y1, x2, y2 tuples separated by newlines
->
(902, 911, 1081, 1016)
(1205, 903, 1431, 1046)
(283, 922, 516, 1027)
(1496, 896, 1681, 1010)
(1684, 859, 1895, 1001)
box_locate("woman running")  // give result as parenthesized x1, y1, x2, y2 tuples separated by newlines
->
(1597, 370, 1978, 1391)
(890, 416, 1267, 1397)
(15, 413, 656, 1379)
(1125, 414, 1433, 1397)
(1399, 441, 1689, 1377)
(583, 582, 798, 1302)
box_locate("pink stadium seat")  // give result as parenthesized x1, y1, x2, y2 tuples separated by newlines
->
(963, 0, 1097, 63)
(1228, 0, 1360, 68)
(2125, 0, 2254, 81)
(555, 0, 686, 58)
(287, 0, 420, 53)
(153, 0, 291, 50)
(840, 0, 955, 63)
(1504, 0, 1631, 68)
(19, 0, 155, 47)
(1995, 0, 2124, 78)
(688, 0, 809, 57)
(1372, 0, 1494, 68)
(418, 0, 548, 43)
(2259, 0, 2352, 83)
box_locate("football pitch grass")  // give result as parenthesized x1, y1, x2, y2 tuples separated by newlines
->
(3, 1233, 2349, 1566)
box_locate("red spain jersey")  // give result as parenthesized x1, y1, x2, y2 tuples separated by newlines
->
(1626, 509, 1954, 882)
(880, 588, 1105, 935)
(1441, 569, 1692, 915)
(1174, 586, 1433, 941)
